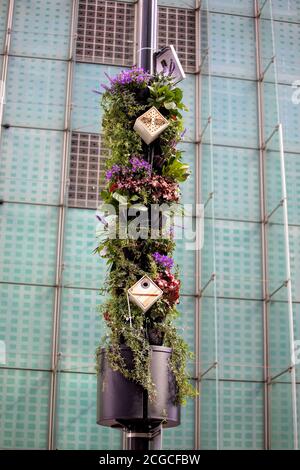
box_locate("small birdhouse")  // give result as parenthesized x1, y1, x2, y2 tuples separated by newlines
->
(134, 106, 169, 145)
(155, 45, 186, 84)
(128, 275, 163, 313)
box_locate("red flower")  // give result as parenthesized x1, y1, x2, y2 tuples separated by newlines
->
(109, 182, 118, 193)
(103, 311, 110, 322)
(155, 270, 180, 306)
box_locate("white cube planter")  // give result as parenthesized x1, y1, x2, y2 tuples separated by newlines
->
(134, 106, 169, 145)
(128, 275, 163, 313)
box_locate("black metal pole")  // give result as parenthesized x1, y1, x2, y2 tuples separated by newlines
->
(139, 0, 157, 73)
(123, 1, 160, 449)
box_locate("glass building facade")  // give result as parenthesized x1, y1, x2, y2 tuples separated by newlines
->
(0, 0, 300, 450)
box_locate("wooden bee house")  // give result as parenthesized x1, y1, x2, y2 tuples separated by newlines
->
(133, 106, 169, 145)
(128, 275, 163, 313)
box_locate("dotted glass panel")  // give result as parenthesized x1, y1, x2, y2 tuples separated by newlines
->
(158, 0, 195, 8)
(0, 369, 50, 449)
(205, 0, 254, 16)
(0, 0, 8, 53)
(173, 230, 196, 296)
(200, 378, 218, 449)
(59, 288, 105, 373)
(267, 223, 289, 302)
(72, 63, 123, 134)
(0, 203, 58, 285)
(208, 13, 256, 80)
(63, 208, 106, 290)
(273, 21, 300, 84)
(162, 395, 195, 449)
(0, 127, 63, 205)
(177, 73, 196, 142)
(158, 6, 196, 73)
(68, 132, 108, 209)
(278, 84, 300, 154)
(4, 56, 67, 130)
(201, 76, 258, 148)
(270, 382, 294, 449)
(55, 372, 121, 449)
(0, 284, 53, 370)
(76, 0, 135, 66)
(289, 225, 300, 303)
(175, 295, 195, 375)
(200, 296, 217, 368)
(260, 0, 300, 22)
(218, 381, 264, 449)
(11, 0, 72, 60)
(201, 298, 263, 381)
(269, 301, 292, 379)
(202, 219, 262, 299)
(266, 151, 300, 225)
(178, 142, 196, 206)
(265, 149, 284, 225)
(295, 304, 300, 382)
(202, 144, 260, 221)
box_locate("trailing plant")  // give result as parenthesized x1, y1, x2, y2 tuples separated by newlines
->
(94, 66, 196, 404)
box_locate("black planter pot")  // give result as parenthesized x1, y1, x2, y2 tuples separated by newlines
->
(97, 346, 180, 431)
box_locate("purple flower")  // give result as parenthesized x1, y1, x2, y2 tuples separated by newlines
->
(129, 156, 152, 175)
(101, 67, 150, 93)
(105, 164, 122, 181)
(152, 252, 174, 270)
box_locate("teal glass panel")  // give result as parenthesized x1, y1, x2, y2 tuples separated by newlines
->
(289, 225, 300, 303)
(11, 0, 72, 60)
(200, 296, 217, 368)
(63, 208, 106, 290)
(269, 301, 292, 379)
(0, 127, 63, 205)
(59, 288, 105, 373)
(4, 56, 67, 129)
(158, 0, 195, 8)
(202, 144, 260, 221)
(0, 203, 58, 285)
(267, 223, 288, 302)
(201, 77, 258, 148)
(174, 226, 196, 295)
(55, 372, 121, 450)
(206, 0, 254, 16)
(201, 379, 264, 449)
(278, 84, 300, 154)
(72, 63, 124, 134)
(0, 0, 8, 52)
(270, 381, 294, 449)
(178, 142, 196, 206)
(294, 304, 300, 382)
(201, 298, 263, 381)
(208, 13, 256, 80)
(200, 378, 218, 449)
(202, 219, 262, 299)
(218, 381, 264, 449)
(175, 295, 195, 375)
(0, 284, 53, 369)
(217, 298, 263, 381)
(273, 21, 300, 84)
(179, 74, 196, 142)
(0, 369, 50, 449)
(163, 395, 195, 449)
(260, 0, 300, 22)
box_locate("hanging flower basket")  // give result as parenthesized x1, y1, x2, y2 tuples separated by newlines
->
(97, 346, 180, 429)
(94, 66, 196, 424)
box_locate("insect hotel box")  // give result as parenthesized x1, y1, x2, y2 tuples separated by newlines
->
(133, 106, 169, 145)
(128, 275, 163, 313)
